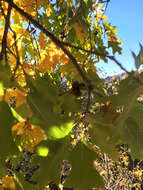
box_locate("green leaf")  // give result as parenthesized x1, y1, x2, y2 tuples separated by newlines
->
(0, 64, 17, 88)
(87, 73, 143, 159)
(14, 103, 32, 118)
(27, 74, 67, 127)
(112, 73, 143, 127)
(105, 73, 143, 158)
(115, 102, 143, 158)
(131, 43, 143, 69)
(86, 70, 106, 102)
(87, 113, 118, 159)
(36, 138, 104, 190)
(26, 74, 81, 133)
(0, 101, 17, 158)
(46, 122, 73, 139)
(108, 41, 122, 54)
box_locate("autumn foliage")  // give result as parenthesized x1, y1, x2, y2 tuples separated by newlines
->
(0, 0, 143, 190)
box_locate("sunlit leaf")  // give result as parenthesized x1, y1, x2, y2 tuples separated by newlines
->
(38, 42, 69, 72)
(12, 118, 46, 152)
(36, 138, 104, 190)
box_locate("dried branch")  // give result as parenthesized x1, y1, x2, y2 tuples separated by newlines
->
(0, 2, 12, 63)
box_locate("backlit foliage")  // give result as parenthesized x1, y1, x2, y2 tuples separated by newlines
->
(0, 0, 143, 189)
(37, 42, 69, 72)
(12, 118, 46, 152)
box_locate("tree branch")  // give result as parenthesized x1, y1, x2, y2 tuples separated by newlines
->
(5, 0, 142, 113)
(107, 55, 143, 86)
(62, 42, 143, 86)
(3, 0, 90, 85)
(0, 2, 12, 62)
(61, 41, 107, 57)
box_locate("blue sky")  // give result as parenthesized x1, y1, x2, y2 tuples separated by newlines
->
(96, 0, 143, 77)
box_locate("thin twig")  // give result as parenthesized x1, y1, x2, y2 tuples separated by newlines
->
(10, 27, 20, 78)
(62, 42, 143, 87)
(6, 46, 17, 58)
(102, 0, 110, 14)
(107, 55, 143, 86)
(10, 27, 26, 80)
(61, 41, 107, 57)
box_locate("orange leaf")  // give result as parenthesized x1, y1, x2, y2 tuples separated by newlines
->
(2, 176, 16, 190)
(22, 62, 35, 75)
(12, 121, 26, 135)
(38, 31, 46, 50)
(103, 101, 118, 123)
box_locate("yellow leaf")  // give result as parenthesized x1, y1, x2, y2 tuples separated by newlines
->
(38, 42, 69, 72)
(17, 72, 26, 87)
(0, 95, 4, 102)
(38, 56, 49, 73)
(46, 4, 53, 17)
(12, 121, 25, 135)
(15, 0, 44, 15)
(5, 87, 27, 108)
(25, 125, 46, 150)
(12, 119, 46, 152)
(101, 15, 108, 20)
(12, 66, 26, 87)
(0, 2, 8, 15)
(74, 22, 87, 44)
(9, 54, 17, 69)
(2, 176, 16, 190)
(10, 24, 30, 38)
